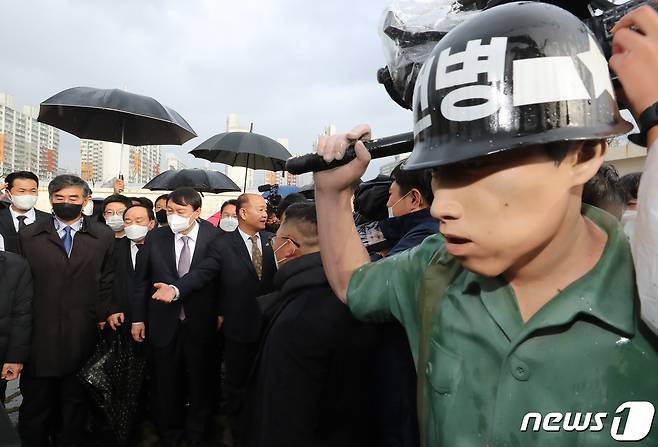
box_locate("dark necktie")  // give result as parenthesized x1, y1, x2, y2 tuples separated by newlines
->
(177, 236, 191, 320)
(61, 226, 73, 257)
(16, 216, 27, 231)
(250, 234, 262, 280)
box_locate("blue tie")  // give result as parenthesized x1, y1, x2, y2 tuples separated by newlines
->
(61, 226, 73, 257)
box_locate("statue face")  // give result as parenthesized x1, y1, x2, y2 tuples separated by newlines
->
(430, 144, 601, 278)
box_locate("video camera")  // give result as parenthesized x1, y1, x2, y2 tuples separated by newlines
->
(378, 0, 658, 110)
(257, 183, 282, 215)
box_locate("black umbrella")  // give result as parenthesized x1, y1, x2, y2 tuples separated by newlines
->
(143, 168, 241, 194)
(189, 124, 292, 191)
(38, 87, 197, 174)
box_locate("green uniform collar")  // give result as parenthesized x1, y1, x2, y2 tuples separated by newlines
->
(459, 204, 636, 340)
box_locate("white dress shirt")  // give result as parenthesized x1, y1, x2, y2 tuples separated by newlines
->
(170, 221, 199, 301)
(174, 221, 199, 266)
(54, 216, 83, 241)
(633, 140, 658, 334)
(130, 241, 140, 269)
(10, 207, 36, 231)
(237, 226, 262, 260)
(0, 233, 4, 251)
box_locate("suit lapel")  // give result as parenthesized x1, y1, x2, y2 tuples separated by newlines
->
(190, 222, 209, 268)
(163, 229, 177, 275)
(0, 209, 17, 237)
(232, 229, 258, 278)
(260, 231, 275, 281)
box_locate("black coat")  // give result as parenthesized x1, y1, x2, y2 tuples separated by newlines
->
(131, 220, 221, 347)
(0, 207, 50, 254)
(173, 228, 276, 343)
(109, 237, 138, 328)
(0, 251, 32, 364)
(18, 216, 115, 377)
(243, 252, 377, 447)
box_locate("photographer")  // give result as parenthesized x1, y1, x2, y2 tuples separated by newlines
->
(610, 2, 658, 335)
(314, 3, 658, 446)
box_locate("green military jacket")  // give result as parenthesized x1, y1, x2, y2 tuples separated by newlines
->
(347, 206, 658, 446)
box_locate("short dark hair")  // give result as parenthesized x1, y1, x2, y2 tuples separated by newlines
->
(221, 199, 239, 214)
(6, 171, 39, 189)
(392, 162, 434, 206)
(48, 175, 92, 197)
(582, 163, 625, 212)
(129, 196, 154, 209)
(276, 193, 307, 219)
(168, 187, 202, 210)
(124, 203, 155, 221)
(102, 194, 132, 212)
(281, 202, 318, 246)
(620, 172, 642, 203)
(155, 194, 169, 205)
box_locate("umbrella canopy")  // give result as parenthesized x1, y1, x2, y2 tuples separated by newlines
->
(38, 87, 197, 146)
(190, 131, 291, 170)
(190, 129, 292, 191)
(298, 182, 315, 199)
(143, 168, 241, 194)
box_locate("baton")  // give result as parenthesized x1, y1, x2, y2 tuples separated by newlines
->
(285, 132, 414, 175)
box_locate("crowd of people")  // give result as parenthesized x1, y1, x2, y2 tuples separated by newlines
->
(1, 1, 658, 447)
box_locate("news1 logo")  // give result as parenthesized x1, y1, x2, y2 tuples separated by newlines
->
(520, 402, 655, 441)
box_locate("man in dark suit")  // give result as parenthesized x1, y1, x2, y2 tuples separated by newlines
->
(153, 193, 276, 438)
(131, 188, 220, 447)
(17, 174, 115, 447)
(0, 171, 50, 254)
(106, 203, 157, 331)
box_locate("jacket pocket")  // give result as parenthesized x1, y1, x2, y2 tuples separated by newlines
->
(426, 339, 462, 395)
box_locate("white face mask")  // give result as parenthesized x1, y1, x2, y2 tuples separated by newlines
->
(105, 215, 125, 232)
(168, 213, 193, 234)
(387, 190, 412, 219)
(124, 224, 149, 242)
(10, 194, 38, 211)
(219, 217, 239, 232)
(82, 201, 95, 216)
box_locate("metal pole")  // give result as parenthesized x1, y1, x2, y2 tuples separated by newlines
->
(119, 118, 125, 177)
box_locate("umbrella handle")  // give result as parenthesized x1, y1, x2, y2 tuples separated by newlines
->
(285, 132, 413, 175)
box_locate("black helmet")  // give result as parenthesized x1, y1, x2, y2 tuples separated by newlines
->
(405, 1, 632, 170)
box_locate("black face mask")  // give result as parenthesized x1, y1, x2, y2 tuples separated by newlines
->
(52, 203, 83, 221)
(156, 209, 168, 224)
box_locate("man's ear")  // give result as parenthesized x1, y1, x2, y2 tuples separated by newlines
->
(569, 140, 607, 187)
(410, 189, 423, 209)
(148, 220, 157, 231)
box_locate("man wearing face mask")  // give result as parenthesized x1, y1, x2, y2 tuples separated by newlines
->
(131, 187, 220, 447)
(154, 194, 169, 227)
(106, 204, 157, 333)
(367, 161, 437, 447)
(242, 202, 376, 447)
(0, 171, 50, 254)
(218, 199, 239, 233)
(100, 194, 132, 238)
(152, 193, 276, 442)
(16, 174, 114, 447)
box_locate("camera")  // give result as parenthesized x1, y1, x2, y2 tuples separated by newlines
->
(378, 0, 658, 110)
(258, 183, 282, 216)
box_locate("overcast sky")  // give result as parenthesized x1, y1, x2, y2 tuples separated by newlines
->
(1, 0, 413, 180)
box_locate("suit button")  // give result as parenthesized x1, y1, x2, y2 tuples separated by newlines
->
(510, 357, 530, 381)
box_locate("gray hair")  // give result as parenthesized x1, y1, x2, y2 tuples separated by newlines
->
(48, 175, 92, 198)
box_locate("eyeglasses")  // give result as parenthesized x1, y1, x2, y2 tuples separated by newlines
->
(269, 236, 300, 249)
(103, 209, 126, 217)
